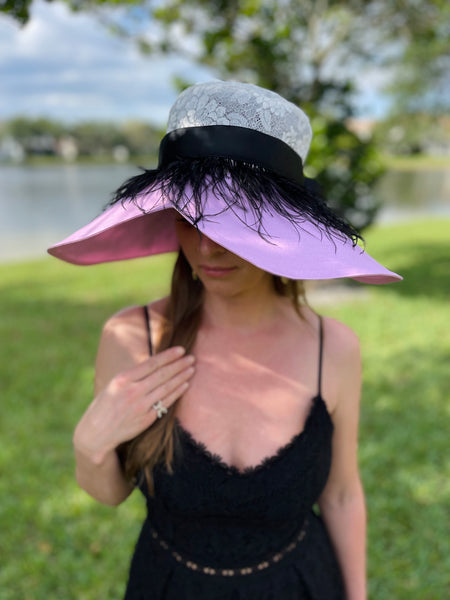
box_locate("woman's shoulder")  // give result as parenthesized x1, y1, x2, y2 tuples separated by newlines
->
(94, 298, 169, 392)
(321, 315, 361, 388)
(100, 297, 169, 356)
(102, 297, 169, 332)
(319, 315, 361, 408)
(301, 307, 360, 406)
(321, 314, 360, 358)
(301, 305, 359, 356)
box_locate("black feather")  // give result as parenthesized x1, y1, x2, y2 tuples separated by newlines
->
(109, 157, 364, 247)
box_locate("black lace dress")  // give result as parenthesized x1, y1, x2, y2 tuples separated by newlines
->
(124, 309, 345, 600)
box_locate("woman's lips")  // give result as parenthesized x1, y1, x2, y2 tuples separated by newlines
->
(200, 265, 237, 278)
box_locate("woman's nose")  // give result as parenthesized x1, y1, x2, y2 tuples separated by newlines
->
(198, 233, 225, 255)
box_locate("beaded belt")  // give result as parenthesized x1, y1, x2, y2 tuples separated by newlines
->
(149, 520, 307, 577)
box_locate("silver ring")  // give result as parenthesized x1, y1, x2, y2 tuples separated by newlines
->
(152, 401, 168, 419)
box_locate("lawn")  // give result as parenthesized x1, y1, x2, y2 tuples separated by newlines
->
(1, 219, 448, 600)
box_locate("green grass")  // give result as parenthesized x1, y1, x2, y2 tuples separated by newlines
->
(11, 151, 450, 171)
(1, 221, 449, 599)
(382, 154, 450, 171)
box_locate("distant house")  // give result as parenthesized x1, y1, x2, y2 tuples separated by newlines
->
(346, 118, 377, 141)
(0, 136, 25, 162)
(24, 134, 56, 156)
(57, 136, 79, 161)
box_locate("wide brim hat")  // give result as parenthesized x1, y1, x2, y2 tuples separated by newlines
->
(48, 81, 401, 285)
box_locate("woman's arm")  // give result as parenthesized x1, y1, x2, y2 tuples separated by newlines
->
(73, 306, 195, 506)
(318, 321, 366, 600)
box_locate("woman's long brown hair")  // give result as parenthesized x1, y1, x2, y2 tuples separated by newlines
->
(119, 251, 306, 494)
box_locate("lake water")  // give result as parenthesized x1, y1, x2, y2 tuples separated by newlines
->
(1, 163, 449, 262)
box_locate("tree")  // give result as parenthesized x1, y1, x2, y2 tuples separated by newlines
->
(4, 0, 448, 114)
(3, 0, 448, 228)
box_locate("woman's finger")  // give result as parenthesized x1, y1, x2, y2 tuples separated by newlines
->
(145, 365, 195, 408)
(141, 381, 190, 430)
(140, 355, 195, 395)
(124, 346, 188, 382)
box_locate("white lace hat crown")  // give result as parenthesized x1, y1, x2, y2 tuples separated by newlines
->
(166, 81, 312, 163)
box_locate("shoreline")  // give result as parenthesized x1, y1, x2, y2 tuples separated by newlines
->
(1, 153, 449, 170)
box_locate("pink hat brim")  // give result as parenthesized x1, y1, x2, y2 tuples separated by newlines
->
(48, 187, 402, 284)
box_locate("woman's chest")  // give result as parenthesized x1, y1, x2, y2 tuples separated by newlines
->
(175, 345, 320, 472)
(151, 395, 334, 523)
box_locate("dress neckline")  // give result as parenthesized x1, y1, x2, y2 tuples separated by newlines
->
(175, 395, 332, 478)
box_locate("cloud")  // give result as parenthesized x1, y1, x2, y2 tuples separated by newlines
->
(0, 0, 213, 124)
(0, 0, 390, 122)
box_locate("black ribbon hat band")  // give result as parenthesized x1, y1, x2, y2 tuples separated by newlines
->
(158, 125, 305, 185)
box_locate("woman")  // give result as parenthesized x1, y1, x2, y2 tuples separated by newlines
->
(48, 81, 401, 600)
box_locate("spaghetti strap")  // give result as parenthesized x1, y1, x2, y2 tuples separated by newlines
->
(143, 305, 153, 356)
(317, 316, 324, 397)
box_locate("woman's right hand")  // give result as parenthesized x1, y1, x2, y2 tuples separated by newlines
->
(73, 346, 195, 465)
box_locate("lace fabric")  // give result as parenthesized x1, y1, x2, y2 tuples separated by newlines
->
(175, 394, 326, 477)
(166, 81, 312, 162)
(124, 394, 345, 599)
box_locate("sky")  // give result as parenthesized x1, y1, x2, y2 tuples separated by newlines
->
(0, 0, 390, 126)
(0, 0, 213, 125)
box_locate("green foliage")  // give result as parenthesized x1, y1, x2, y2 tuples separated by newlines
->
(306, 116, 384, 229)
(384, 1, 450, 114)
(63, 121, 126, 157)
(1, 221, 449, 599)
(119, 120, 161, 155)
(3, 0, 448, 113)
(2, 116, 65, 139)
(0, 0, 143, 24)
(373, 113, 450, 156)
(0, 116, 163, 160)
(146, 0, 449, 111)
(0, 0, 34, 24)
